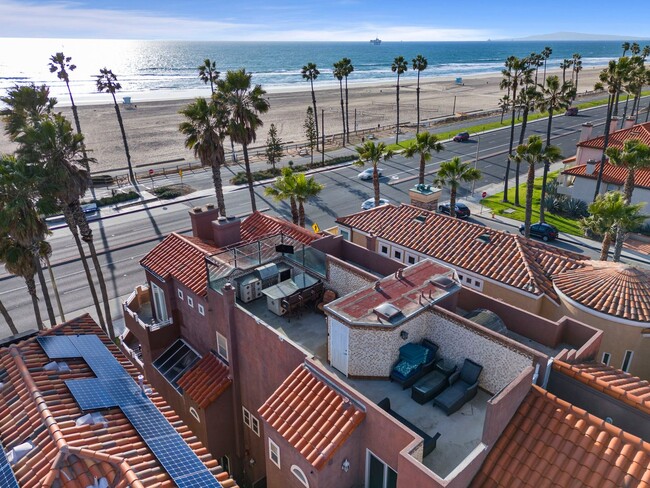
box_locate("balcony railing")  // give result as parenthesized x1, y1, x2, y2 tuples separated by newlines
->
(123, 284, 173, 331)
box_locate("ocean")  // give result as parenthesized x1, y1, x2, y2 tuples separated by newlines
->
(0, 38, 641, 105)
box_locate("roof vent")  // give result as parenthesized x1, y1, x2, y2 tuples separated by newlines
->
(431, 276, 455, 289)
(374, 302, 403, 322)
(414, 214, 427, 223)
(43, 361, 70, 373)
(7, 441, 34, 465)
(86, 478, 110, 488)
(76, 412, 108, 427)
(476, 233, 491, 244)
(374, 281, 381, 291)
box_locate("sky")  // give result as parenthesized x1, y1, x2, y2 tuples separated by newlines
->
(1, 0, 649, 41)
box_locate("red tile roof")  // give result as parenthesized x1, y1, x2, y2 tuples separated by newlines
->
(177, 352, 231, 409)
(578, 121, 650, 150)
(471, 385, 650, 488)
(562, 163, 650, 190)
(258, 364, 365, 470)
(337, 204, 587, 301)
(240, 211, 318, 245)
(553, 261, 650, 323)
(554, 360, 650, 415)
(0, 314, 237, 488)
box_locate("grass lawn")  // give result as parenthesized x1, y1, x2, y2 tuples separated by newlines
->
(481, 172, 585, 237)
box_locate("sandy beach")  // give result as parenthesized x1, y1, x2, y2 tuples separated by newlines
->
(0, 67, 605, 172)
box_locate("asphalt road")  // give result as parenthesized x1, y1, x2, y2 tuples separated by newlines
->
(0, 100, 642, 338)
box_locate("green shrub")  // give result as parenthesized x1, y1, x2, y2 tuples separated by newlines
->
(91, 191, 139, 207)
(562, 198, 589, 218)
(229, 155, 356, 185)
(153, 187, 182, 199)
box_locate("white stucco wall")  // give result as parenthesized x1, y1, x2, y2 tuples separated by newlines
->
(567, 177, 649, 219)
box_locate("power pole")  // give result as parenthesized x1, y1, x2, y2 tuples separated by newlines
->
(321, 109, 325, 166)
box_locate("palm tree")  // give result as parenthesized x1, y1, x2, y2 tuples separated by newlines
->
(391, 56, 408, 144)
(622, 42, 631, 56)
(0, 84, 56, 138)
(333, 61, 346, 144)
(217, 69, 270, 213)
(340, 58, 354, 142)
(404, 131, 444, 185)
(293, 172, 324, 227)
(198, 58, 220, 94)
(433, 157, 481, 218)
(513, 136, 563, 237)
(412, 55, 428, 134)
(96, 68, 135, 186)
(354, 141, 393, 207)
(560, 59, 573, 84)
(631, 43, 641, 55)
(535, 75, 575, 222)
(0, 294, 17, 335)
(572, 54, 583, 97)
(301, 63, 320, 151)
(581, 192, 645, 261)
(514, 84, 542, 206)
(265, 167, 299, 225)
(179, 97, 229, 216)
(529, 52, 543, 85)
(541, 47, 552, 86)
(498, 95, 510, 124)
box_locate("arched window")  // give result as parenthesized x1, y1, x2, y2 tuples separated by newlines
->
(290, 465, 309, 488)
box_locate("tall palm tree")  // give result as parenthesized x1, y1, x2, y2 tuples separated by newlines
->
(265, 167, 299, 225)
(622, 42, 631, 56)
(412, 55, 428, 134)
(498, 95, 510, 124)
(391, 56, 408, 144)
(572, 55, 583, 97)
(293, 172, 324, 227)
(301, 63, 320, 151)
(96, 68, 135, 186)
(535, 75, 575, 222)
(0, 84, 56, 138)
(529, 52, 543, 85)
(354, 141, 394, 207)
(581, 192, 645, 261)
(560, 59, 573, 84)
(333, 61, 346, 144)
(198, 58, 220, 94)
(217, 69, 270, 213)
(179, 97, 229, 216)
(514, 84, 542, 206)
(0, 294, 17, 335)
(541, 47, 552, 86)
(513, 136, 563, 237)
(404, 131, 444, 185)
(340, 58, 354, 142)
(433, 157, 481, 218)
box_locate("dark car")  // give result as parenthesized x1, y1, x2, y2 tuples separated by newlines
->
(565, 107, 579, 116)
(519, 222, 559, 241)
(438, 202, 471, 218)
(453, 132, 470, 142)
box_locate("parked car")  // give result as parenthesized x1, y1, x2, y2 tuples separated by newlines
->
(358, 167, 383, 180)
(453, 132, 470, 142)
(565, 107, 579, 116)
(519, 222, 559, 241)
(438, 202, 471, 219)
(361, 198, 390, 210)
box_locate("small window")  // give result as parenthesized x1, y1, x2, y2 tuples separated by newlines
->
(220, 455, 231, 474)
(393, 250, 401, 259)
(216, 332, 229, 361)
(187, 296, 194, 308)
(251, 416, 260, 436)
(407, 256, 416, 265)
(380, 245, 388, 255)
(269, 439, 281, 468)
(621, 350, 633, 372)
(198, 303, 205, 316)
(242, 406, 251, 428)
(602, 352, 611, 366)
(177, 289, 184, 300)
(291, 465, 310, 487)
(458, 274, 464, 281)
(340, 230, 350, 241)
(465, 277, 471, 283)
(474, 280, 480, 286)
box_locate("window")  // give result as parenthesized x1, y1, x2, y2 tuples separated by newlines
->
(220, 456, 231, 474)
(366, 450, 397, 488)
(153, 340, 199, 391)
(242, 406, 260, 435)
(458, 274, 464, 281)
(465, 277, 471, 283)
(474, 280, 480, 286)
(393, 250, 402, 260)
(251, 417, 260, 436)
(407, 255, 416, 265)
(177, 289, 184, 300)
(621, 350, 633, 372)
(151, 283, 168, 322)
(380, 245, 388, 255)
(216, 332, 229, 361)
(198, 303, 205, 316)
(269, 439, 280, 468)
(602, 352, 611, 366)
(189, 407, 200, 422)
(242, 406, 251, 428)
(340, 229, 350, 241)
(187, 296, 194, 308)
(291, 465, 310, 487)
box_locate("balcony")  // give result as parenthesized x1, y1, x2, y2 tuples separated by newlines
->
(123, 285, 173, 331)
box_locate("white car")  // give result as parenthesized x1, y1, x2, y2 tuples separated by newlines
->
(358, 168, 383, 180)
(361, 198, 390, 210)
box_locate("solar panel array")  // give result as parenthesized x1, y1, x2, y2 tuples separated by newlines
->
(37, 335, 222, 487)
(0, 442, 19, 488)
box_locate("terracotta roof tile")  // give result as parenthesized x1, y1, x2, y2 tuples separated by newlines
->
(553, 261, 650, 323)
(577, 122, 650, 151)
(336, 204, 586, 300)
(177, 352, 231, 409)
(0, 314, 237, 488)
(554, 360, 650, 415)
(562, 162, 650, 190)
(471, 385, 650, 487)
(240, 211, 318, 245)
(258, 365, 365, 470)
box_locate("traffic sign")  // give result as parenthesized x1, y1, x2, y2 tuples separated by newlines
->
(149, 169, 154, 175)
(482, 191, 487, 198)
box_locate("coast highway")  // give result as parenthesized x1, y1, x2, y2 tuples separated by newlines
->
(0, 100, 646, 337)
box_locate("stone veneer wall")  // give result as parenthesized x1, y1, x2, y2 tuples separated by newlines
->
(326, 257, 376, 297)
(344, 310, 533, 394)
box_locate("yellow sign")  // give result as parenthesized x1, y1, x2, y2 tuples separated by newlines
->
(312, 223, 320, 233)
(179, 169, 183, 177)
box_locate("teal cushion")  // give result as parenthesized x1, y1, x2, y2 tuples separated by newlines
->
(394, 361, 420, 378)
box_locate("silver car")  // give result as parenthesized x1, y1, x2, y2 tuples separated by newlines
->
(358, 168, 383, 180)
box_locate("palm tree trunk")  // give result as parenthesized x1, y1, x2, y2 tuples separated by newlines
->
(0, 298, 18, 335)
(35, 255, 56, 327)
(419, 154, 426, 185)
(310, 80, 319, 152)
(338, 80, 346, 145)
(72, 201, 114, 339)
(600, 232, 612, 261)
(416, 71, 421, 134)
(515, 107, 531, 207)
(26, 276, 44, 330)
(111, 93, 135, 186)
(613, 90, 621, 117)
(44, 255, 65, 322)
(543, 61, 547, 87)
(63, 206, 106, 330)
(524, 163, 536, 237)
(539, 111, 554, 222)
(624, 169, 635, 203)
(562, 66, 567, 84)
(66, 81, 91, 173)
(395, 75, 401, 144)
(345, 77, 351, 143)
(290, 196, 299, 225)
(594, 95, 615, 199)
(298, 202, 305, 227)
(612, 226, 626, 262)
(373, 165, 381, 207)
(241, 143, 257, 212)
(503, 84, 518, 202)
(212, 148, 227, 216)
(622, 94, 631, 123)
(449, 188, 457, 218)
(574, 71, 580, 98)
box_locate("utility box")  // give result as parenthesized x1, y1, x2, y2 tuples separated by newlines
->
(409, 184, 442, 211)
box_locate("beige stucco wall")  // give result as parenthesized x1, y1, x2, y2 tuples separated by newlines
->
(350, 229, 367, 248)
(327, 259, 375, 298)
(480, 280, 544, 316)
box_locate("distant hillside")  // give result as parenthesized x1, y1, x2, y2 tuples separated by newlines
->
(514, 31, 649, 41)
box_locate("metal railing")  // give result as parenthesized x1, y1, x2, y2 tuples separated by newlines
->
(123, 285, 173, 331)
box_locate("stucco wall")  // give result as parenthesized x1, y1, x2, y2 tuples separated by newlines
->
(327, 258, 376, 297)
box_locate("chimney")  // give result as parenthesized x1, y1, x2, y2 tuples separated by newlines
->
(623, 117, 635, 130)
(366, 232, 377, 251)
(189, 204, 220, 241)
(586, 159, 597, 176)
(609, 117, 619, 134)
(212, 216, 242, 248)
(579, 123, 593, 142)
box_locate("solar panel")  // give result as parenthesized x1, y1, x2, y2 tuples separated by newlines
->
(102, 378, 147, 406)
(65, 378, 118, 411)
(122, 403, 178, 440)
(37, 336, 80, 358)
(0, 443, 19, 488)
(69, 335, 110, 358)
(85, 355, 131, 379)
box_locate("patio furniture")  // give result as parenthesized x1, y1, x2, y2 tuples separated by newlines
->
(433, 358, 483, 416)
(316, 289, 337, 313)
(389, 339, 439, 389)
(281, 281, 324, 320)
(411, 359, 457, 405)
(377, 397, 441, 457)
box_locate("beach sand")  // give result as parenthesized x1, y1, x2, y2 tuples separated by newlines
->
(0, 67, 605, 172)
